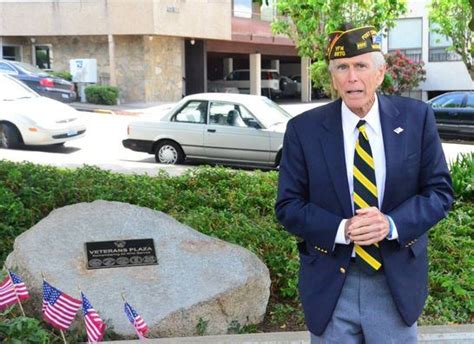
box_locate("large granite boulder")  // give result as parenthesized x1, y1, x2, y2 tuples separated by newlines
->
(6, 200, 270, 338)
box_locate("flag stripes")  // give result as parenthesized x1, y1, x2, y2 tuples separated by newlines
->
(42, 280, 81, 331)
(124, 301, 148, 338)
(0, 271, 30, 310)
(82, 292, 106, 343)
(0, 278, 17, 310)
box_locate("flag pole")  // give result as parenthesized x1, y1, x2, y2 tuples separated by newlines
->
(59, 329, 68, 344)
(3, 265, 26, 317)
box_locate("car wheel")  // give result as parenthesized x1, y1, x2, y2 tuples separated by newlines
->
(0, 123, 21, 149)
(155, 141, 185, 164)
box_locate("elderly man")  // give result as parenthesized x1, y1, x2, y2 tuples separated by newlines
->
(275, 25, 453, 343)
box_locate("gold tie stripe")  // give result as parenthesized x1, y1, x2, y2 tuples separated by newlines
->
(353, 120, 382, 273)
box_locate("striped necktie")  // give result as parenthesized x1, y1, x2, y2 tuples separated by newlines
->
(353, 120, 382, 274)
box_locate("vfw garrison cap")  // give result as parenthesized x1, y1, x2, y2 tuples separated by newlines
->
(327, 25, 382, 60)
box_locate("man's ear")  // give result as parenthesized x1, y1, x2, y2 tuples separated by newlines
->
(376, 64, 387, 87)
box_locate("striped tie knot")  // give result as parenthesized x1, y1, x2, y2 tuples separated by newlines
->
(356, 120, 366, 129)
(356, 120, 368, 140)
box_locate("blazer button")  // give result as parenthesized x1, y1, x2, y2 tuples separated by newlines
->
(339, 267, 346, 274)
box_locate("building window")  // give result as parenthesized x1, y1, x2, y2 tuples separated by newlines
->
(429, 23, 462, 62)
(388, 18, 422, 63)
(233, 0, 252, 18)
(2, 46, 21, 61)
(35, 45, 52, 70)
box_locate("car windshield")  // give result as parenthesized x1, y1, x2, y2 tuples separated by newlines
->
(0, 76, 37, 100)
(12, 61, 49, 75)
(249, 98, 292, 128)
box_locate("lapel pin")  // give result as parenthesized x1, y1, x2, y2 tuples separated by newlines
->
(394, 127, 404, 134)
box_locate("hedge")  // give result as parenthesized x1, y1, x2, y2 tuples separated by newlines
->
(84, 85, 119, 105)
(0, 153, 472, 340)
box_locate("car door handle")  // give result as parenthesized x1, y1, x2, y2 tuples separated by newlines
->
(207, 129, 216, 133)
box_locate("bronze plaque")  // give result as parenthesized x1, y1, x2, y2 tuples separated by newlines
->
(85, 239, 158, 270)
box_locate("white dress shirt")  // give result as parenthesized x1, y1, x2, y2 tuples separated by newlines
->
(335, 95, 398, 246)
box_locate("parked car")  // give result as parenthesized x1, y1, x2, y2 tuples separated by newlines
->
(427, 91, 474, 140)
(279, 75, 299, 98)
(208, 69, 282, 99)
(0, 59, 76, 103)
(123, 93, 292, 168)
(0, 74, 86, 148)
(291, 74, 328, 99)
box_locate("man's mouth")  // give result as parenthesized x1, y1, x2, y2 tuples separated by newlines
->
(347, 90, 364, 94)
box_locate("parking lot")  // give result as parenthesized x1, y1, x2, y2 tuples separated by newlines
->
(0, 101, 472, 176)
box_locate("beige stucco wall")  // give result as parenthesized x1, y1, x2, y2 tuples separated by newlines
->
(2, 35, 183, 102)
(0, 0, 231, 40)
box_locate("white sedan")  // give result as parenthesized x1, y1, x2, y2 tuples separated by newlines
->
(0, 74, 86, 149)
(123, 93, 292, 168)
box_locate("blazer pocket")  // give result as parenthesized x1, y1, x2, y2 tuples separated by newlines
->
(410, 235, 428, 258)
(299, 252, 320, 265)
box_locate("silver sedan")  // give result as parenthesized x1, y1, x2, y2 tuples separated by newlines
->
(122, 93, 292, 168)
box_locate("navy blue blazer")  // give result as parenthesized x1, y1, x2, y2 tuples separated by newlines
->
(275, 95, 453, 336)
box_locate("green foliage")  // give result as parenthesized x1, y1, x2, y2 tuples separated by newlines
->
(196, 317, 208, 336)
(84, 85, 119, 105)
(227, 320, 258, 334)
(423, 204, 474, 324)
(429, 0, 473, 80)
(0, 157, 471, 340)
(381, 50, 426, 95)
(272, 0, 407, 96)
(0, 310, 50, 344)
(310, 60, 337, 99)
(449, 152, 474, 202)
(272, 0, 407, 61)
(48, 71, 73, 81)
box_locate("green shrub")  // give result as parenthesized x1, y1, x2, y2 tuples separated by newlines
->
(48, 71, 72, 81)
(0, 310, 50, 343)
(84, 85, 119, 105)
(0, 160, 471, 340)
(449, 152, 474, 202)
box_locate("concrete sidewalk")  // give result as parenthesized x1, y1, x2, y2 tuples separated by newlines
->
(105, 325, 474, 343)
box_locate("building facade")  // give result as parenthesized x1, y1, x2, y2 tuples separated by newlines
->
(383, 0, 473, 100)
(0, 0, 471, 103)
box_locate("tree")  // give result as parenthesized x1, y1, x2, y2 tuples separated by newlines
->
(272, 0, 408, 96)
(429, 0, 473, 80)
(381, 50, 426, 95)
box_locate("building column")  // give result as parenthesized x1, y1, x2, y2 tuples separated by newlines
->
(301, 56, 311, 102)
(30, 38, 36, 66)
(223, 58, 233, 77)
(0, 37, 3, 59)
(108, 34, 117, 87)
(270, 59, 280, 72)
(250, 53, 261, 96)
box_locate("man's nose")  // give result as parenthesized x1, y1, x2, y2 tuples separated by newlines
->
(347, 67, 358, 82)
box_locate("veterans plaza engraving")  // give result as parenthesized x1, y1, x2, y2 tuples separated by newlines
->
(85, 238, 158, 270)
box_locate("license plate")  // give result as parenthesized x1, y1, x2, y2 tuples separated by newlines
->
(61, 94, 70, 99)
(67, 129, 77, 136)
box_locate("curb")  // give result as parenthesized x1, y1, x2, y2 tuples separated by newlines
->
(103, 325, 474, 343)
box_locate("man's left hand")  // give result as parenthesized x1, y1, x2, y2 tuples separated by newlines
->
(347, 207, 389, 245)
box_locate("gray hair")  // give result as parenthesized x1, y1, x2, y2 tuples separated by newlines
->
(328, 51, 386, 72)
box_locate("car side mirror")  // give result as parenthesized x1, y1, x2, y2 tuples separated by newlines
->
(248, 121, 261, 129)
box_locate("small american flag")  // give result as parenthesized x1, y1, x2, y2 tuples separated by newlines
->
(124, 301, 148, 338)
(42, 280, 81, 331)
(81, 292, 106, 343)
(0, 271, 29, 310)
